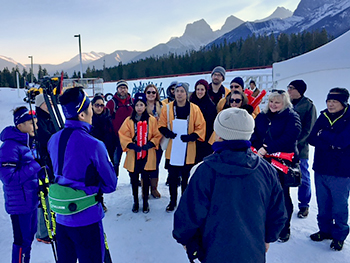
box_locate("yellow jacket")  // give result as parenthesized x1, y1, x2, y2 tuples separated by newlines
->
(118, 115, 162, 172)
(158, 101, 206, 165)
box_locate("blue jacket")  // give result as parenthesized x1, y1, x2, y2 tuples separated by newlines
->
(308, 106, 350, 177)
(173, 141, 287, 263)
(48, 120, 117, 227)
(0, 126, 41, 215)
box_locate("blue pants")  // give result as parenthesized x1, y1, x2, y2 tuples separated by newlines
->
(56, 221, 105, 263)
(10, 209, 37, 263)
(315, 173, 350, 241)
(298, 159, 311, 208)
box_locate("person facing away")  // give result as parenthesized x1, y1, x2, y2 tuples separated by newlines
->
(287, 80, 317, 219)
(173, 107, 287, 263)
(162, 81, 178, 104)
(207, 66, 230, 106)
(47, 87, 117, 263)
(0, 106, 42, 263)
(308, 87, 350, 251)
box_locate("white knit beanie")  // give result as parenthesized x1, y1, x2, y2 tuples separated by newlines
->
(214, 108, 254, 140)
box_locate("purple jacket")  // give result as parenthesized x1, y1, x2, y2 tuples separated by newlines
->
(48, 120, 117, 227)
(0, 126, 41, 215)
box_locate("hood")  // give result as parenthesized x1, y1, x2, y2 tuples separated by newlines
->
(204, 148, 260, 177)
(0, 126, 29, 145)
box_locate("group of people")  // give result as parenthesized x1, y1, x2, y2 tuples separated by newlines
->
(0, 64, 349, 262)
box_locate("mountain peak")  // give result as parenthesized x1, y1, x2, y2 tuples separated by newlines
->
(254, 6, 292, 22)
(220, 15, 245, 34)
(183, 19, 213, 39)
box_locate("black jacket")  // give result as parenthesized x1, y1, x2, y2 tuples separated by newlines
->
(292, 96, 317, 159)
(173, 142, 287, 263)
(308, 106, 350, 177)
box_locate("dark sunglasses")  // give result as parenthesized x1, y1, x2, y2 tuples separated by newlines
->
(93, 103, 104, 108)
(230, 85, 241, 89)
(230, 98, 242, 103)
(271, 89, 286, 94)
(146, 91, 156, 95)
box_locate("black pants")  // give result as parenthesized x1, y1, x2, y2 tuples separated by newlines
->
(129, 158, 150, 205)
(167, 163, 193, 205)
(278, 171, 293, 235)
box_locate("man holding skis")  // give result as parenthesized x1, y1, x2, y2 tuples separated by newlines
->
(48, 87, 117, 263)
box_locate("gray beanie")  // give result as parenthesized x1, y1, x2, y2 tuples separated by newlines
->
(211, 66, 226, 80)
(116, 80, 128, 90)
(35, 93, 46, 108)
(214, 108, 255, 140)
(175, 82, 189, 97)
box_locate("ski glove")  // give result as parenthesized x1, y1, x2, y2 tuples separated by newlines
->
(38, 166, 50, 180)
(142, 141, 155, 151)
(159, 127, 177, 139)
(127, 143, 142, 153)
(180, 133, 199, 143)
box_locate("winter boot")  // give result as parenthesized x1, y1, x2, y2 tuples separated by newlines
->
(297, 207, 309, 218)
(166, 202, 176, 212)
(330, 239, 344, 251)
(278, 229, 290, 243)
(310, 231, 332, 241)
(132, 202, 139, 213)
(143, 201, 150, 213)
(151, 178, 161, 199)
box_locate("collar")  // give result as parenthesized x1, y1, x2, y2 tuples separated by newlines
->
(212, 140, 251, 153)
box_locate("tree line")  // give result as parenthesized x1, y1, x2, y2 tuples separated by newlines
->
(0, 29, 332, 87)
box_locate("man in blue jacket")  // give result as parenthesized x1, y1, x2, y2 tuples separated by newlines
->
(0, 106, 42, 263)
(48, 87, 117, 263)
(173, 108, 287, 263)
(309, 87, 350, 251)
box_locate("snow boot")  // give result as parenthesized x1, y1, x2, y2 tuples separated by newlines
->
(151, 178, 161, 199)
(310, 231, 332, 241)
(278, 229, 290, 243)
(132, 202, 139, 213)
(330, 239, 344, 251)
(166, 202, 176, 213)
(297, 207, 309, 218)
(143, 201, 150, 213)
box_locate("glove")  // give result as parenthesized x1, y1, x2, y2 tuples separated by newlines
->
(159, 127, 177, 139)
(127, 143, 142, 153)
(38, 166, 49, 180)
(180, 133, 199, 143)
(142, 141, 155, 151)
(241, 104, 254, 115)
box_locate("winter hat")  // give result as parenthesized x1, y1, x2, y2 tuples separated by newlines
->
(59, 87, 91, 119)
(214, 107, 254, 141)
(326, 87, 349, 107)
(14, 106, 36, 126)
(289, 80, 307, 96)
(195, 79, 209, 91)
(211, 66, 226, 80)
(175, 82, 190, 97)
(230, 77, 245, 89)
(35, 93, 46, 108)
(116, 80, 128, 90)
(133, 92, 147, 106)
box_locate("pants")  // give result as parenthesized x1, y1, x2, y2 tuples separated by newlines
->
(56, 221, 105, 263)
(113, 136, 123, 177)
(149, 147, 163, 179)
(36, 196, 52, 239)
(298, 158, 311, 208)
(10, 209, 37, 263)
(278, 171, 293, 235)
(167, 163, 193, 205)
(129, 157, 149, 205)
(315, 173, 350, 241)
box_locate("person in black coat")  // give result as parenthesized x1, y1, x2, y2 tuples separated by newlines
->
(190, 79, 217, 163)
(173, 108, 287, 263)
(308, 87, 350, 251)
(251, 89, 301, 242)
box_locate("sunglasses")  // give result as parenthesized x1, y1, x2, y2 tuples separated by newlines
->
(271, 89, 286, 94)
(230, 85, 241, 89)
(230, 98, 242, 103)
(146, 91, 156, 95)
(93, 103, 104, 108)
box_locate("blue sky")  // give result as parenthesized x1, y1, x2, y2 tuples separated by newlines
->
(0, 0, 300, 65)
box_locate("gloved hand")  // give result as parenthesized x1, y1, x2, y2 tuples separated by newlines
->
(38, 181, 48, 197)
(180, 133, 199, 143)
(38, 166, 49, 180)
(127, 143, 142, 153)
(241, 104, 254, 115)
(142, 141, 155, 151)
(159, 127, 177, 139)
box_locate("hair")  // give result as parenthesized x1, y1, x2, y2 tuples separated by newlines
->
(224, 90, 248, 109)
(91, 95, 104, 105)
(263, 91, 292, 113)
(13, 106, 28, 115)
(144, 84, 160, 101)
(249, 80, 256, 85)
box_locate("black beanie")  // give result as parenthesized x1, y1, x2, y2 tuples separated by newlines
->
(230, 77, 244, 89)
(289, 80, 307, 96)
(327, 87, 349, 107)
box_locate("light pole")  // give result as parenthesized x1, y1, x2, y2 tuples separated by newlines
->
(28, 55, 33, 83)
(74, 34, 83, 78)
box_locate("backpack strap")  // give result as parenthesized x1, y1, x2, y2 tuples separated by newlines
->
(57, 128, 74, 175)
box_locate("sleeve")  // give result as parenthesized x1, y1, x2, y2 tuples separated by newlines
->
(105, 99, 114, 116)
(298, 103, 317, 146)
(118, 118, 134, 151)
(250, 114, 264, 150)
(149, 117, 162, 150)
(173, 164, 212, 245)
(308, 114, 329, 149)
(158, 104, 168, 129)
(317, 116, 350, 149)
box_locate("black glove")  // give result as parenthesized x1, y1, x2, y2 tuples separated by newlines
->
(185, 233, 205, 263)
(142, 141, 155, 151)
(181, 133, 199, 143)
(241, 104, 254, 115)
(127, 143, 142, 153)
(159, 127, 177, 139)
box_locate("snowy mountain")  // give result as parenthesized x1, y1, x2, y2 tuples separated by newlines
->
(208, 0, 350, 46)
(0, 55, 26, 71)
(254, 7, 293, 23)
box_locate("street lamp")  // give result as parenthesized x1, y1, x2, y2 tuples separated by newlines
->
(74, 34, 83, 78)
(28, 55, 33, 83)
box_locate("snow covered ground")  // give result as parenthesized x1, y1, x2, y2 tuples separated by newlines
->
(0, 86, 349, 263)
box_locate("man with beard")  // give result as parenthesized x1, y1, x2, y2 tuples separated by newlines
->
(106, 80, 133, 176)
(207, 66, 230, 106)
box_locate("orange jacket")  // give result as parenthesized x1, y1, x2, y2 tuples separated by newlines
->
(158, 101, 206, 165)
(118, 115, 162, 172)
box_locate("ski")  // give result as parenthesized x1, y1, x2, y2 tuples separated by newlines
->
(142, 121, 147, 159)
(137, 121, 148, 159)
